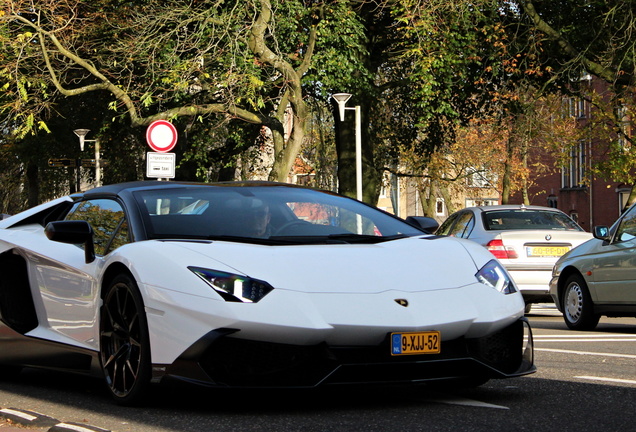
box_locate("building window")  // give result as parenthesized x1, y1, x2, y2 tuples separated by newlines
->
(617, 105, 631, 150)
(617, 188, 631, 213)
(577, 98, 587, 118)
(547, 195, 558, 208)
(465, 198, 498, 207)
(467, 167, 493, 188)
(565, 97, 588, 118)
(435, 198, 445, 216)
(569, 211, 579, 223)
(562, 141, 587, 188)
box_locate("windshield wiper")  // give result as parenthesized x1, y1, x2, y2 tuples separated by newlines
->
(205, 234, 299, 245)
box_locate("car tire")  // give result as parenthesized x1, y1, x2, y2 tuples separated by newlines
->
(100, 273, 151, 405)
(562, 274, 600, 331)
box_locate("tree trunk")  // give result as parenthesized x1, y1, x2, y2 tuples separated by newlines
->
(521, 137, 530, 205)
(333, 99, 377, 203)
(334, 100, 357, 199)
(501, 137, 514, 204)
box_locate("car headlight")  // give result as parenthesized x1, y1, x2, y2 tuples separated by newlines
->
(475, 260, 517, 294)
(188, 267, 274, 303)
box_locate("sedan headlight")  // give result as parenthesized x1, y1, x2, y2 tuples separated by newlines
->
(189, 267, 274, 303)
(475, 260, 517, 294)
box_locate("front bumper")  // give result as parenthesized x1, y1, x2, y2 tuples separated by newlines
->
(154, 317, 535, 388)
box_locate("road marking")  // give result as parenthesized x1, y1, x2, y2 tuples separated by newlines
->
(575, 376, 636, 386)
(0, 408, 36, 421)
(535, 338, 636, 342)
(51, 423, 111, 432)
(535, 348, 636, 359)
(534, 334, 636, 342)
(534, 334, 636, 338)
(424, 395, 509, 410)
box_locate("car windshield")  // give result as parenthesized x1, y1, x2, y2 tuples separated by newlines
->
(483, 209, 582, 231)
(133, 185, 425, 244)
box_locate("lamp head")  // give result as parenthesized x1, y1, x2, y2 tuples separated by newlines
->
(74, 129, 90, 151)
(331, 93, 352, 121)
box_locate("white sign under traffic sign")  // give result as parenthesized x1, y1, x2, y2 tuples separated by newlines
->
(146, 152, 176, 178)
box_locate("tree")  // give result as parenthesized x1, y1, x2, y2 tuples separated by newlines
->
(0, 0, 323, 187)
(506, 0, 636, 206)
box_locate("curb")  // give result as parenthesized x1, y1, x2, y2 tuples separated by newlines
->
(0, 408, 110, 432)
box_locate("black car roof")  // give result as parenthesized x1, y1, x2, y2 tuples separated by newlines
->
(81, 180, 299, 199)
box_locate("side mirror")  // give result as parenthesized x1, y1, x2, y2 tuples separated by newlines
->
(405, 216, 439, 233)
(593, 225, 611, 242)
(45, 220, 96, 263)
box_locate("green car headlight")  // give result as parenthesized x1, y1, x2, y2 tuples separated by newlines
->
(189, 267, 274, 303)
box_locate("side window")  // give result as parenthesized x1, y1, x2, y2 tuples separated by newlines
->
(448, 212, 475, 238)
(65, 199, 130, 256)
(614, 206, 636, 243)
(437, 213, 459, 236)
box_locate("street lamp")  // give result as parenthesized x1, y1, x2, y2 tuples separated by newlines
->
(331, 93, 362, 202)
(74, 129, 102, 187)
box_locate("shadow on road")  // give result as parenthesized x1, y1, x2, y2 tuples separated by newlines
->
(1, 367, 635, 432)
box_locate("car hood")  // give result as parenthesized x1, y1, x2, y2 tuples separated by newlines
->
(556, 236, 603, 263)
(151, 236, 484, 294)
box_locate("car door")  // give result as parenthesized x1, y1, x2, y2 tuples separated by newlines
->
(592, 205, 636, 303)
(30, 198, 130, 349)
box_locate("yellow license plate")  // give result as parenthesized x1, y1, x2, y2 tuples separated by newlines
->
(526, 246, 570, 257)
(391, 331, 440, 355)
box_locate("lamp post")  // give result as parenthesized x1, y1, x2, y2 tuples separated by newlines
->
(74, 129, 101, 188)
(331, 93, 362, 202)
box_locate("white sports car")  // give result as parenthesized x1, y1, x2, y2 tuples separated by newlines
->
(0, 181, 534, 404)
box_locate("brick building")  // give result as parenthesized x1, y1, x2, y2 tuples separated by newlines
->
(512, 76, 631, 231)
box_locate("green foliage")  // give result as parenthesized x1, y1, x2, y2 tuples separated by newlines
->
(4, 0, 635, 208)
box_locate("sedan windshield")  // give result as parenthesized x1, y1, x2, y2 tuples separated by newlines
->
(133, 185, 425, 244)
(483, 209, 582, 231)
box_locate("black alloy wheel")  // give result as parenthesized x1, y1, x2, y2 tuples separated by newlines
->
(562, 274, 600, 331)
(100, 273, 151, 405)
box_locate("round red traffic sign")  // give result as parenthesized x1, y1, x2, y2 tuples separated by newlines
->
(146, 120, 178, 153)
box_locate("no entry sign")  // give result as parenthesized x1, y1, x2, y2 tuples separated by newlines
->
(146, 120, 178, 153)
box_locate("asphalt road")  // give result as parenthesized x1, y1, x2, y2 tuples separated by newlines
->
(1, 304, 635, 432)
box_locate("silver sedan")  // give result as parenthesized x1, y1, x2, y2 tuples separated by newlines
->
(550, 202, 636, 330)
(438, 205, 593, 310)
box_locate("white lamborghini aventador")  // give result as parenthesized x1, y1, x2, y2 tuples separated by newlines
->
(0, 181, 534, 404)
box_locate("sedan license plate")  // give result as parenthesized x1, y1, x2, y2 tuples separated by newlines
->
(526, 245, 570, 257)
(391, 331, 440, 355)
